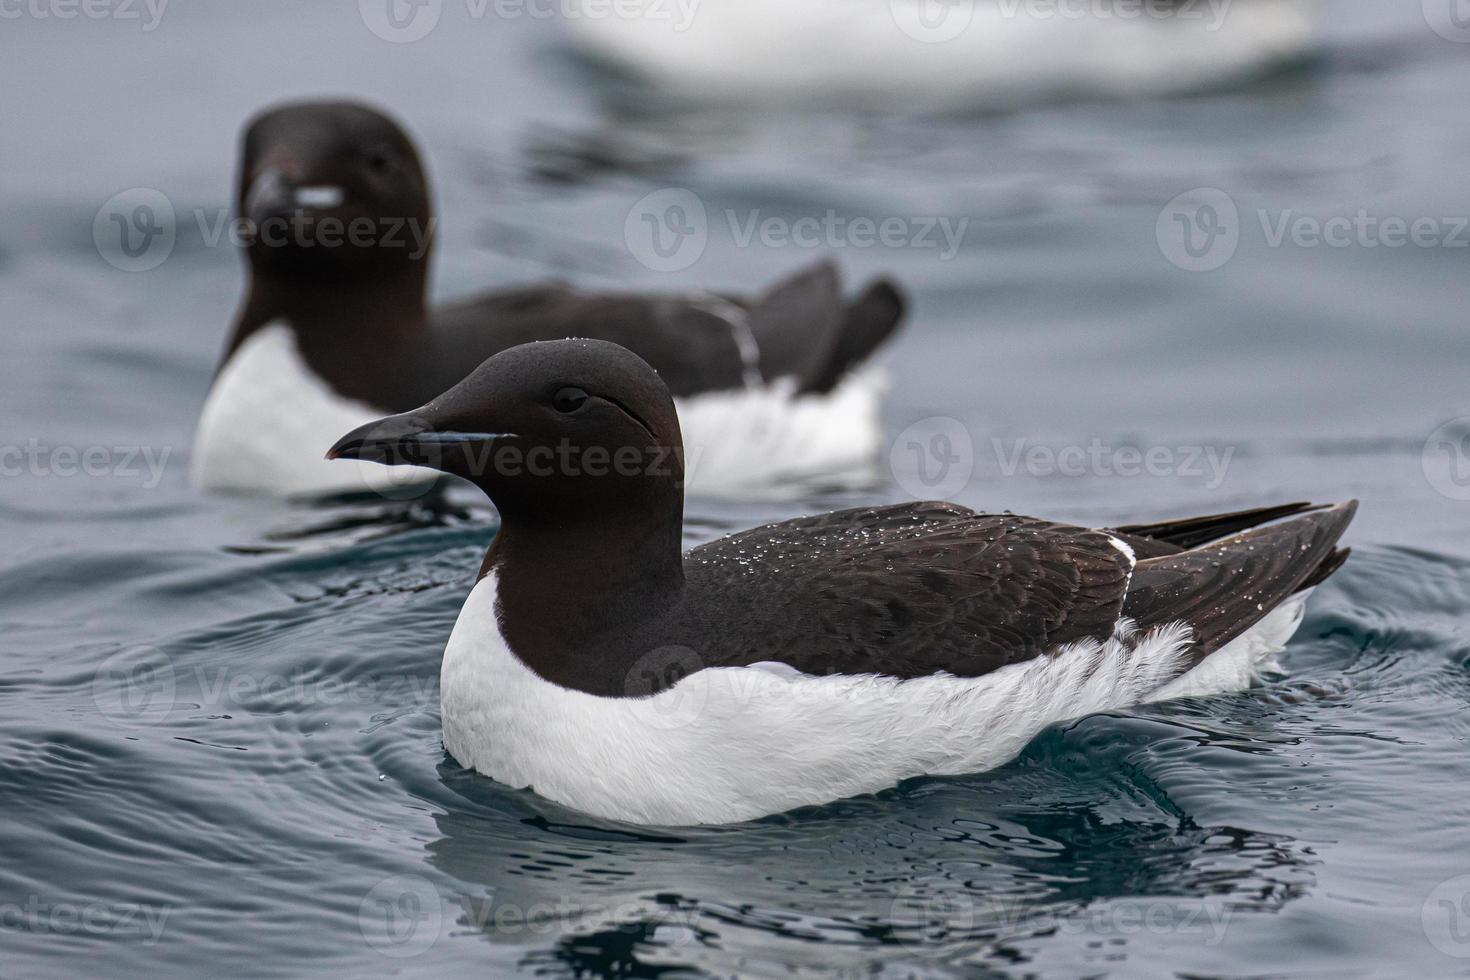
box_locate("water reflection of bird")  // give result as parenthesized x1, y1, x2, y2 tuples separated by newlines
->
(423, 739, 1317, 976)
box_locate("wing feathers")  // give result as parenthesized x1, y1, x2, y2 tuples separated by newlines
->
(686, 499, 1356, 684)
(1122, 501, 1357, 660)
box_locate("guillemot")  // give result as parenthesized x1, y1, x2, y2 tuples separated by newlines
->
(328, 339, 1356, 826)
(192, 100, 904, 497)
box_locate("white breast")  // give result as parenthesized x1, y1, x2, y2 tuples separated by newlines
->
(190, 323, 441, 498)
(562, 0, 1314, 111)
(440, 574, 1306, 825)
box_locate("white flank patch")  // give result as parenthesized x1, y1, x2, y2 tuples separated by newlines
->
(562, 0, 1315, 112)
(190, 323, 441, 497)
(676, 368, 885, 495)
(441, 574, 1306, 826)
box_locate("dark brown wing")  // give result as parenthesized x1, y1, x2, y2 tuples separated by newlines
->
(431, 262, 903, 399)
(432, 287, 749, 397)
(683, 502, 1133, 679)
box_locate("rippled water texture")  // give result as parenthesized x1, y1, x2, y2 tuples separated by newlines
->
(3, 3, 1470, 976)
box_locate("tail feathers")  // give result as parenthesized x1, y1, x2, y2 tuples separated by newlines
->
(1297, 546, 1350, 593)
(746, 261, 906, 395)
(1113, 501, 1320, 551)
(799, 278, 906, 395)
(1124, 500, 1357, 662)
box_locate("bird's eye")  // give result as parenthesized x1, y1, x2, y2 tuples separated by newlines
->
(552, 386, 589, 414)
(366, 150, 392, 173)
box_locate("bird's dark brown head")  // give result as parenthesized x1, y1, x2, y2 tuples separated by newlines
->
(237, 100, 433, 283)
(328, 340, 685, 524)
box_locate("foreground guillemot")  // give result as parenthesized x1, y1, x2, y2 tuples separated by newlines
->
(192, 100, 904, 497)
(563, 0, 1314, 111)
(328, 340, 1356, 826)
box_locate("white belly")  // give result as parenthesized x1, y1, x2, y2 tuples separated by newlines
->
(562, 0, 1315, 111)
(440, 574, 1306, 825)
(193, 324, 883, 498)
(190, 323, 442, 498)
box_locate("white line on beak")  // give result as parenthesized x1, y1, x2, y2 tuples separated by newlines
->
(293, 185, 346, 209)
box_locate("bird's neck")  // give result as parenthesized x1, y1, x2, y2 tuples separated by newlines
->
(480, 503, 689, 696)
(224, 265, 431, 409)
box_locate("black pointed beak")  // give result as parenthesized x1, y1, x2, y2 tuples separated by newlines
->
(327, 412, 511, 471)
(243, 167, 347, 226)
